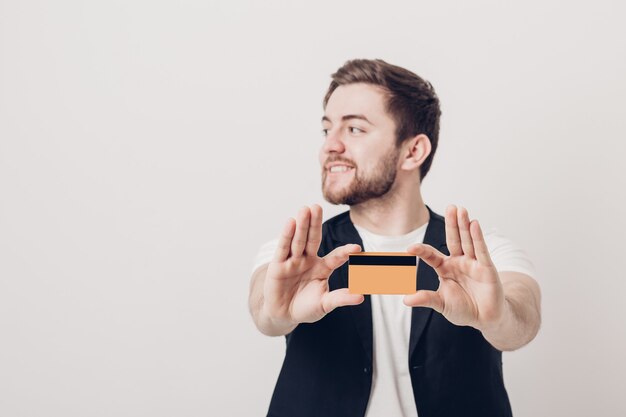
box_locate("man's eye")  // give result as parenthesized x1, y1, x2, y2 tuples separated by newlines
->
(321, 128, 329, 136)
(349, 127, 364, 134)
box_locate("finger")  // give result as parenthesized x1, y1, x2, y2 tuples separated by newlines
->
(407, 243, 447, 272)
(273, 217, 296, 262)
(403, 290, 444, 314)
(457, 206, 476, 259)
(322, 288, 364, 314)
(445, 205, 463, 256)
(290, 206, 311, 258)
(470, 219, 494, 267)
(305, 204, 323, 256)
(321, 243, 362, 274)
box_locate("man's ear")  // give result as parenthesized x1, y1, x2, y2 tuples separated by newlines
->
(400, 134, 432, 172)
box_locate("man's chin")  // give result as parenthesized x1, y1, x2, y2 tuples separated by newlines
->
(322, 197, 342, 205)
(322, 187, 356, 206)
(322, 188, 348, 206)
(322, 176, 363, 204)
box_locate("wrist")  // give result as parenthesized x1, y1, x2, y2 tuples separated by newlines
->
(478, 297, 515, 349)
(478, 296, 511, 336)
(257, 303, 298, 336)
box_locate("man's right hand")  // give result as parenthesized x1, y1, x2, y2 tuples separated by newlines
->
(261, 205, 364, 331)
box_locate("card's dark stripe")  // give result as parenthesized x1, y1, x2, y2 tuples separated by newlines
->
(349, 256, 416, 266)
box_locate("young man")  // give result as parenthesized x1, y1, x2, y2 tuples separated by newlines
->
(248, 59, 541, 417)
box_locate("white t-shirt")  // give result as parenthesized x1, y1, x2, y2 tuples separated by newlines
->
(251, 221, 536, 417)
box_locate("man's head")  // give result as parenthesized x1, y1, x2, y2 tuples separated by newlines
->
(319, 59, 441, 206)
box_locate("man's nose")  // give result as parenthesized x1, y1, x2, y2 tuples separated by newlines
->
(322, 129, 345, 154)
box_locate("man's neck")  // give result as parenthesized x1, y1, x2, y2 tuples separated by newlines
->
(348, 180, 429, 236)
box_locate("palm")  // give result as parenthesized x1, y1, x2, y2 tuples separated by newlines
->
(289, 273, 330, 323)
(266, 256, 327, 323)
(431, 256, 502, 328)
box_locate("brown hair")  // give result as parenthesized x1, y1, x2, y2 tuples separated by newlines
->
(323, 59, 441, 181)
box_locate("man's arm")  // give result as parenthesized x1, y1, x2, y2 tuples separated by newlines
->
(404, 205, 542, 352)
(480, 271, 541, 351)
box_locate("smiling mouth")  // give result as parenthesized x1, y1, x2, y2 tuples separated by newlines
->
(327, 165, 355, 174)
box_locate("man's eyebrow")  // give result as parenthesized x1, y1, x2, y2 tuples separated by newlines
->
(321, 114, 373, 125)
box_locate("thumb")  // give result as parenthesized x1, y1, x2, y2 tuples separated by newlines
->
(404, 290, 444, 314)
(321, 244, 362, 272)
(322, 288, 364, 314)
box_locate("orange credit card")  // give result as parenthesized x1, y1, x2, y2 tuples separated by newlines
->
(348, 252, 417, 295)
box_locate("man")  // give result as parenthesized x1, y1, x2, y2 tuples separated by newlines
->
(248, 59, 541, 417)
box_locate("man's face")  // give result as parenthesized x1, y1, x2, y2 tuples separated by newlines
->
(320, 83, 400, 206)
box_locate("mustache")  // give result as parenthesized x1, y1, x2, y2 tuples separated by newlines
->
(324, 156, 356, 167)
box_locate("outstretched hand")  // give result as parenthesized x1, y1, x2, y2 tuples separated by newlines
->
(404, 205, 506, 332)
(263, 205, 364, 328)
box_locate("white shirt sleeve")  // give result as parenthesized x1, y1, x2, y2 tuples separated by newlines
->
(250, 238, 279, 274)
(483, 228, 537, 279)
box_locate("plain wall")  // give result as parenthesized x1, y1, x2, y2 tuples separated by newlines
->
(1, 0, 625, 416)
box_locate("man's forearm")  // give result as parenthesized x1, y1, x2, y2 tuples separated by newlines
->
(480, 271, 542, 351)
(248, 265, 298, 337)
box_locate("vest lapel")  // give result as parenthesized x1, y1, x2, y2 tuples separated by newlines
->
(408, 206, 449, 361)
(333, 213, 373, 363)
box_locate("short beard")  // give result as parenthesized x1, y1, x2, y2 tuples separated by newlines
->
(322, 145, 400, 206)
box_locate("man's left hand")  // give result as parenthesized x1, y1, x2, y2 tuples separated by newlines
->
(404, 205, 506, 333)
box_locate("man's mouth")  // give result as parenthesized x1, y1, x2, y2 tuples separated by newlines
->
(328, 165, 354, 174)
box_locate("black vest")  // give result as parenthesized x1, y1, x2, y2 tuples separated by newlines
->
(267, 206, 513, 417)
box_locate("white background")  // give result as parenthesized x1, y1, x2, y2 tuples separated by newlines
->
(1, 1, 625, 416)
